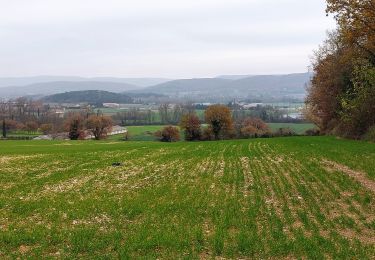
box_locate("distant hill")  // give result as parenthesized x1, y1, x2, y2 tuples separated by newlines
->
(136, 78, 232, 94)
(0, 73, 312, 101)
(88, 77, 172, 87)
(42, 90, 133, 104)
(136, 72, 312, 100)
(125, 92, 168, 98)
(229, 73, 312, 95)
(0, 81, 139, 99)
(0, 76, 85, 88)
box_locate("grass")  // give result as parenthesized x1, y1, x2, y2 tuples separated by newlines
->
(268, 123, 315, 134)
(0, 136, 374, 258)
(126, 125, 168, 137)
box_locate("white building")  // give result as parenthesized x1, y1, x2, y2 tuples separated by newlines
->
(103, 103, 120, 108)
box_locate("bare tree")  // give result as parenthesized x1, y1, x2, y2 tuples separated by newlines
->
(158, 103, 169, 124)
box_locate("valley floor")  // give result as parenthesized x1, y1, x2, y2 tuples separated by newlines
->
(0, 137, 374, 258)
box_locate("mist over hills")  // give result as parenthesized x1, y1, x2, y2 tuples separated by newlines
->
(0, 81, 139, 99)
(0, 76, 85, 88)
(230, 73, 311, 94)
(132, 78, 232, 94)
(135, 72, 312, 101)
(88, 78, 171, 87)
(0, 73, 312, 102)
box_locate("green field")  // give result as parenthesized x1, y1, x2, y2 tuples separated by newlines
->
(126, 125, 168, 137)
(268, 123, 315, 134)
(109, 123, 315, 142)
(108, 125, 168, 141)
(1, 137, 374, 258)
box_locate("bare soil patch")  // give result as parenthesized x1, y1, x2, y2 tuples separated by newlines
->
(323, 160, 375, 193)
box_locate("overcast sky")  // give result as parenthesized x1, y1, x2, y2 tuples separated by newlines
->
(0, 0, 336, 78)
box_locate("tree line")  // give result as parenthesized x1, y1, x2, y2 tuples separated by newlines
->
(155, 105, 302, 142)
(0, 98, 113, 139)
(306, 0, 375, 140)
(112, 103, 305, 127)
(0, 98, 64, 138)
(1, 99, 310, 141)
(64, 113, 113, 140)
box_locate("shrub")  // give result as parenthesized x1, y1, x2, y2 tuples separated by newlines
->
(273, 127, 296, 137)
(64, 114, 85, 140)
(86, 115, 113, 140)
(40, 123, 53, 135)
(179, 113, 201, 141)
(4, 119, 18, 131)
(24, 121, 39, 134)
(201, 126, 215, 141)
(364, 125, 375, 142)
(239, 117, 270, 138)
(155, 126, 180, 142)
(305, 128, 320, 136)
(240, 125, 259, 138)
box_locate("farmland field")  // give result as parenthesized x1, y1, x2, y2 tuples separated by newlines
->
(109, 123, 315, 141)
(108, 125, 169, 141)
(268, 123, 315, 134)
(0, 137, 374, 258)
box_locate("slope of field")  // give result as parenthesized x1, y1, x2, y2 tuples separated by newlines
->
(0, 137, 374, 258)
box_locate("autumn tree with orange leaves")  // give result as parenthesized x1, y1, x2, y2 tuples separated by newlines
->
(306, 0, 375, 139)
(179, 113, 201, 141)
(205, 105, 234, 140)
(155, 126, 180, 142)
(239, 117, 270, 138)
